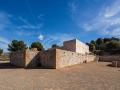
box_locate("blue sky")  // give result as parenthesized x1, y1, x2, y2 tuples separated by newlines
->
(0, 0, 120, 51)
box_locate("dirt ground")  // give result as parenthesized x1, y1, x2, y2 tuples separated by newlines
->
(0, 61, 119, 90)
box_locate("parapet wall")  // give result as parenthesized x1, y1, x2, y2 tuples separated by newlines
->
(56, 49, 96, 68)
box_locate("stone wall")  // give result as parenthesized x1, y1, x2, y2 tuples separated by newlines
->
(10, 48, 96, 69)
(56, 49, 96, 68)
(112, 61, 120, 67)
(76, 39, 89, 54)
(25, 49, 39, 67)
(63, 39, 89, 54)
(63, 39, 76, 52)
(39, 49, 56, 68)
(10, 51, 25, 67)
(99, 55, 120, 62)
(10, 49, 39, 68)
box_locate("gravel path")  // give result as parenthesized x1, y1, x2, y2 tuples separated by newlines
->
(0, 62, 119, 90)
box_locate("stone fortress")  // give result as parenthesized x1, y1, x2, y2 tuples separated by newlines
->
(10, 39, 97, 69)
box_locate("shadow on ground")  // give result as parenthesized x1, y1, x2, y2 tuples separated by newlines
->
(0, 61, 20, 69)
(0, 61, 52, 69)
(107, 63, 120, 68)
(107, 64, 113, 67)
(25, 65, 54, 70)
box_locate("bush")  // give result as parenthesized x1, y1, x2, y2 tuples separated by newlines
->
(0, 49, 3, 55)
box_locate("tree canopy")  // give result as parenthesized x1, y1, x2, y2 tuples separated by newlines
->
(87, 37, 120, 55)
(0, 48, 3, 55)
(8, 40, 27, 52)
(30, 41, 44, 51)
(52, 44, 60, 48)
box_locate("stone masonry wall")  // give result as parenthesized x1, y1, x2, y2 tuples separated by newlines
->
(10, 48, 96, 69)
(10, 49, 39, 68)
(10, 51, 25, 67)
(25, 49, 39, 67)
(63, 40, 76, 52)
(39, 49, 56, 68)
(56, 49, 96, 68)
(112, 61, 120, 67)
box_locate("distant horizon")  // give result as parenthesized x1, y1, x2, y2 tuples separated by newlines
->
(0, 0, 120, 52)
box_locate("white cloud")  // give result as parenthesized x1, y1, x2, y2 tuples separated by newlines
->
(0, 37, 10, 44)
(38, 34, 44, 40)
(70, 0, 120, 37)
(109, 28, 120, 37)
(17, 17, 43, 30)
(83, 0, 120, 37)
(0, 11, 43, 36)
(104, 0, 120, 18)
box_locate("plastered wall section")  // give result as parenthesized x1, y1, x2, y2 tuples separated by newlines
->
(56, 49, 96, 68)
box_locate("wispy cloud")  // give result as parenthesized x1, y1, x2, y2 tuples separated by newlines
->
(0, 36, 10, 52)
(0, 11, 43, 35)
(17, 17, 43, 30)
(69, 0, 120, 37)
(40, 33, 75, 49)
(0, 11, 44, 51)
(0, 12, 12, 31)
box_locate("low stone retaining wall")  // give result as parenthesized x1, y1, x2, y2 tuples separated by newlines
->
(99, 55, 120, 62)
(112, 61, 120, 67)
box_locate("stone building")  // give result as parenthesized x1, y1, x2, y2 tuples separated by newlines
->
(62, 39, 89, 54)
(10, 39, 96, 69)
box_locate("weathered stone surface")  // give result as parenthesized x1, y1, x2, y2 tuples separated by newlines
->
(25, 49, 39, 67)
(10, 49, 39, 68)
(10, 48, 96, 69)
(56, 49, 96, 68)
(63, 39, 89, 54)
(10, 39, 95, 68)
(10, 50, 25, 67)
(99, 55, 120, 62)
(39, 48, 56, 68)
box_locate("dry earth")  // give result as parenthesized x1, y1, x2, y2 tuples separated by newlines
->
(0, 61, 119, 90)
